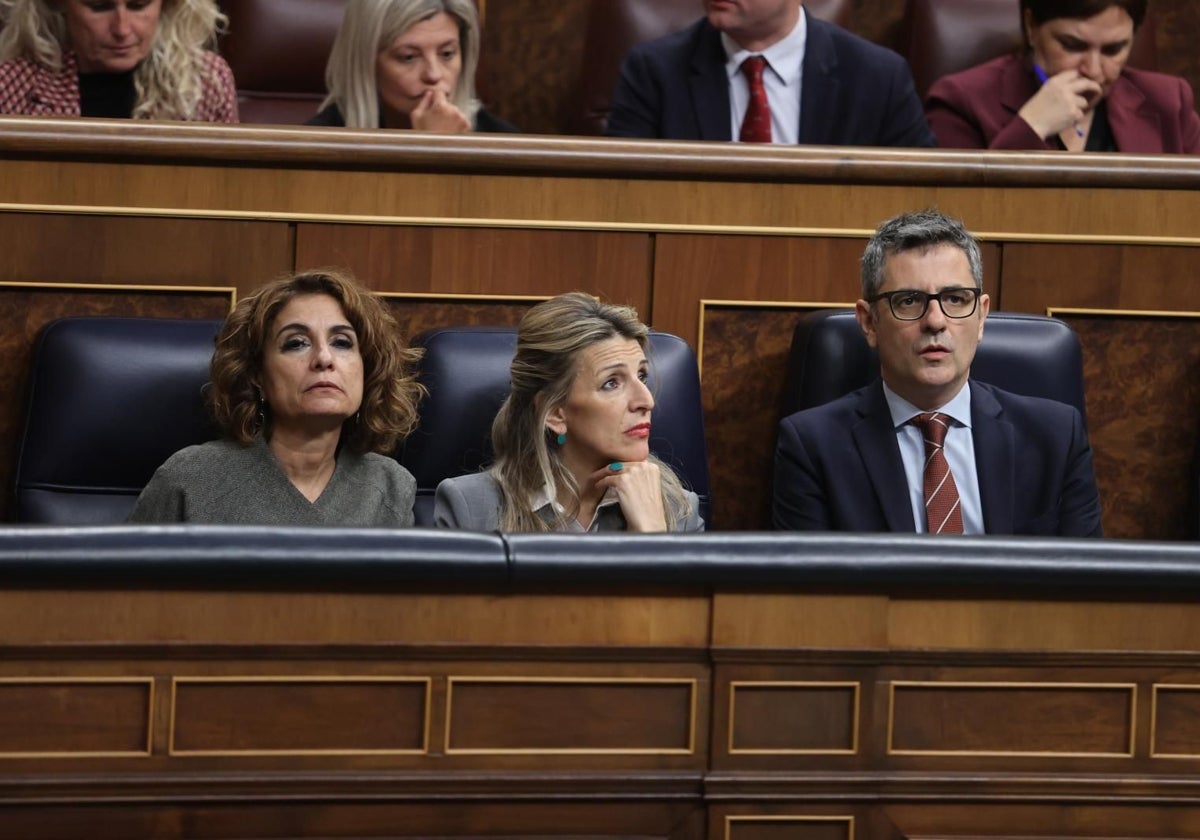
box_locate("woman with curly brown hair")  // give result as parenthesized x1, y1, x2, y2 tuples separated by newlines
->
(128, 269, 424, 526)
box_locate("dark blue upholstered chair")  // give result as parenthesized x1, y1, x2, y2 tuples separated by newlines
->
(782, 309, 1087, 419)
(14, 317, 222, 524)
(398, 326, 712, 527)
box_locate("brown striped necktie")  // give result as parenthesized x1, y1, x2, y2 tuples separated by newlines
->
(911, 412, 963, 534)
(739, 56, 772, 143)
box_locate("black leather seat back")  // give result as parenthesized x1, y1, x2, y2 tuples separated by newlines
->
(783, 309, 1086, 418)
(14, 317, 222, 523)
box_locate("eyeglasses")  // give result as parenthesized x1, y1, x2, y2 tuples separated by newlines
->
(867, 287, 982, 321)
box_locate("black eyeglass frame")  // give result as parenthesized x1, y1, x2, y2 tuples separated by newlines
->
(866, 287, 983, 321)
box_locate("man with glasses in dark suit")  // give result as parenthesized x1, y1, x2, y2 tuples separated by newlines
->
(772, 209, 1102, 536)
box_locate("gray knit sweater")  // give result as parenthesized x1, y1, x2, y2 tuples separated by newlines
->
(127, 437, 416, 527)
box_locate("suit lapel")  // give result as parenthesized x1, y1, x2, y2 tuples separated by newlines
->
(1107, 75, 1163, 153)
(998, 56, 1035, 121)
(852, 381, 916, 532)
(689, 21, 734, 141)
(971, 381, 1014, 535)
(799, 13, 839, 144)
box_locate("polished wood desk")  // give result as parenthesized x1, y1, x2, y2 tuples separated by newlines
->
(2, 528, 1200, 839)
(2, 118, 1199, 537)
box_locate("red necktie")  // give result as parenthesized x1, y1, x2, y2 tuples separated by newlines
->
(739, 56, 772, 143)
(911, 412, 963, 534)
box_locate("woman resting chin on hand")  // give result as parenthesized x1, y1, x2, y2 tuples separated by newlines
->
(433, 292, 703, 533)
(308, 0, 517, 133)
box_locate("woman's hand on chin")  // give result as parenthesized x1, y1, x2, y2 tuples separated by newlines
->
(411, 89, 472, 133)
(592, 460, 667, 532)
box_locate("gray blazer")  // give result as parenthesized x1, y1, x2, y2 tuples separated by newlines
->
(434, 471, 704, 532)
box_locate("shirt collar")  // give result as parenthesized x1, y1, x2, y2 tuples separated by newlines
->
(883, 380, 974, 430)
(530, 482, 622, 525)
(721, 7, 807, 86)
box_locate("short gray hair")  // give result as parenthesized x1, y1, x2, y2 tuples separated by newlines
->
(860, 209, 983, 299)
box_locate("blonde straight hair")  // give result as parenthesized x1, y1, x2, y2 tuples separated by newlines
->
(488, 293, 693, 533)
(322, 0, 480, 129)
(0, 0, 227, 119)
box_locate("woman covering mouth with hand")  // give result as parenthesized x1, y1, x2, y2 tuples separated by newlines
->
(434, 292, 703, 533)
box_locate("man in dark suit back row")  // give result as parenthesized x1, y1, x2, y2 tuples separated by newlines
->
(606, 0, 935, 147)
(773, 209, 1103, 536)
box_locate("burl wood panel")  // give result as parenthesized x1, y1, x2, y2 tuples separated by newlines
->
(889, 683, 1134, 755)
(0, 286, 232, 521)
(729, 683, 857, 753)
(1152, 685, 1200, 757)
(446, 678, 694, 753)
(701, 306, 815, 529)
(295, 224, 652, 319)
(381, 296, 534, 343)
(481, 0, 591, 135)
(0, 680, 150, 756)
(1059, 313, 1200, 541)
(170, 679, 428, 754)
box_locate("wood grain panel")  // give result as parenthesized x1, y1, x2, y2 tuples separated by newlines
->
(170, 677, 429, 755)
(446, 678, 695, 753)
(725, 816, 853, 840)
(889, 682, 1135, 756)
(1152, 684, 1200, 757)
(0, 285, 232, 520)
(1056, 312, 1200, 540)
(728, 682, 858, 754)
(295, 224, 653, 318)
(0, 213, 292, 294)
(0, 591, 711, 647)
(0, 679, 151, 757)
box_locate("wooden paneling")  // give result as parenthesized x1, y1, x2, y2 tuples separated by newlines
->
(888, 682, 1135, 756)
(723, 815, 854, 840)
(1152, 684, 1200, 757)
(728, 682, 858, 754)
(446, 677, 696, 754)
(296, 224, 653, 315)
(170, 677, 429, 755)
(0, 678, 151, 757)
(0, 213, 292, 291)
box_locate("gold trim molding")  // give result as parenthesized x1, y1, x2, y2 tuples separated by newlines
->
(727, 680, 860, 755)
(444, 676, 697, 756)
(725, 814, 854, 840)
(0, 676, 153, 759)
(168, 676, 432, 757)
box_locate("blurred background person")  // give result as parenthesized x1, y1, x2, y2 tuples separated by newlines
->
(310, 0, 515, 132)
(925, 0, 1198, 153)
(129, 269, 424, 526)
(434, 292, 702, 532)
(0, 0, 237, 120)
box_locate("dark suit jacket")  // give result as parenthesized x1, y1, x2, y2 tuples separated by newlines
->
(773, 379, 1103, 536)
(606, 11, 935, 147)
(925, 54, 1200, 154)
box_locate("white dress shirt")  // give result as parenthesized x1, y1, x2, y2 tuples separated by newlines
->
(721, 10, 806, 145)
(884, 381, 984, 535)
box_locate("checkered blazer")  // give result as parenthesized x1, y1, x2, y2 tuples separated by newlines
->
(0, 50, 238, 121)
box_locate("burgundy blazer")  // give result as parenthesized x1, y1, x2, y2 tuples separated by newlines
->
(925, 53, 1200, 154)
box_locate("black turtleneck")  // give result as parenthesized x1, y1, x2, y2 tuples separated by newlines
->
(78, 68, 136, 118)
